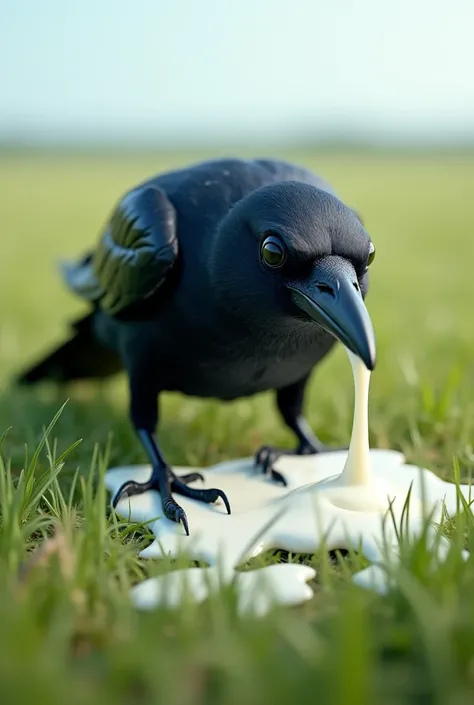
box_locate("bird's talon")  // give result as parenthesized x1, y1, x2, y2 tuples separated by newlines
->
(271, 468, 288, 486)
(201, 487, 232, 514)
(175, 507, 189, 535)
(216, 489, 231, 515)
(163, 496, 190, 533)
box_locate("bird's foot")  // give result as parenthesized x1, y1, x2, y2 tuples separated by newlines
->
(254, 446, 291, 486)
(112, 469, 231, 536)
(112, 476, 191, 535)
(255, 440, 344, 486)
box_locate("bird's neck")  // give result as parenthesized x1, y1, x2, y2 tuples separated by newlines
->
(210, 293, 326, 359)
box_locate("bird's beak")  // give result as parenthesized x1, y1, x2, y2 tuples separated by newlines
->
(287, 256, 376, 370)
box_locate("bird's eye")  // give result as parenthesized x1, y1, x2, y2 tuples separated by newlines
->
(261, 235, 286, 269)
(366, 242, 376, 268)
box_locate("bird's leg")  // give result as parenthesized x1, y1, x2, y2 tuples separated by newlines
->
(255, 376, 342, 485)
(111, 384, 230, 535)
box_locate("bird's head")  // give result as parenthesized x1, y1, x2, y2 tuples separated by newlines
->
(210, 180, 376, 370)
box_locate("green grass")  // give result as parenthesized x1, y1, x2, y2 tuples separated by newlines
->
(1, 148, 474, 703)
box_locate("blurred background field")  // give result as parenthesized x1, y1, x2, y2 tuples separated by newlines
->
(2, 1, 474, 702)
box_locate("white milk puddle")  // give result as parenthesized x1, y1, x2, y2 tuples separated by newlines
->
(106, 348, 472, 616)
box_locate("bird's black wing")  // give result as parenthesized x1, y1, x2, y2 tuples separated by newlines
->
(61, 185, 178, 317)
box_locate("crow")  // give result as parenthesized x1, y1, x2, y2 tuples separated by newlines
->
(17, 157, 376, 535)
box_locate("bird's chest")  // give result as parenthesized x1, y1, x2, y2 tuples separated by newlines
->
(161, 325, 335, 399)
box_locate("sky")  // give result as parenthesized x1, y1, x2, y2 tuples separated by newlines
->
(1, 0, 474, 146)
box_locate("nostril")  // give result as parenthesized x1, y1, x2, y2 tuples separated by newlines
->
(316, 283, 335, 297)
(353, 282, 360, 292)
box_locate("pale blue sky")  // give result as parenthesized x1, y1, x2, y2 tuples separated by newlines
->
(1, 0, 473, 145)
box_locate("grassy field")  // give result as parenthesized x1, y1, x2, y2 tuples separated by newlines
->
(1, 149, 474, 703)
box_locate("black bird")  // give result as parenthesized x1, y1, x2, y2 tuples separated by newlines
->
(17, 157, 376, 535)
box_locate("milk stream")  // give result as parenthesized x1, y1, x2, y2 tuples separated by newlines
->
(340, 348, 372, 485)
(307, 346, 394, 512)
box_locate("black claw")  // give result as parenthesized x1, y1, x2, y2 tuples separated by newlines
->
(175, 507, 189, 536)
(112, 479, 151, 508)
(270, 468, 288, 487)
(200, 487, 231, 514)
(254, 445, 289, 486)
(169, 477, 232, 514)
(163, 496, 189, 535)
(214, 489, 231, 514)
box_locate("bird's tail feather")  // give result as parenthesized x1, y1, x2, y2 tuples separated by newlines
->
(16, 314, 123, 385)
